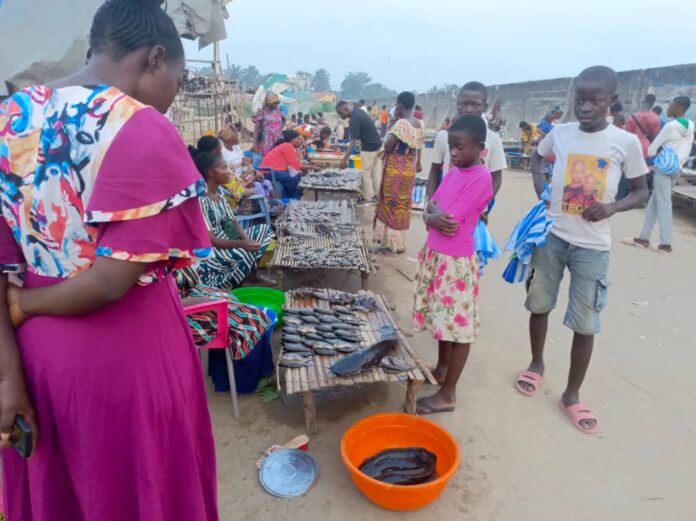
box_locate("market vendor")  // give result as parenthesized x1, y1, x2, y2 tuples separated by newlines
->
(260, 130, 321, 198)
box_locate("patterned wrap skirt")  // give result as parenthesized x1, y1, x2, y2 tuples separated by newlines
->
(374, 152, 417, 252)
(197, 224, 273, 289)
(413, 246, 481, 343)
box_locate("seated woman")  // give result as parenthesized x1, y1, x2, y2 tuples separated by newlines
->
(219, 126, 245, 174)
(190, 133, 255, 209)
(311, 126, 336, 151)
(195, 152, 276, 287)
(176, 265, 274, 394)
(259, 130, 321, 198)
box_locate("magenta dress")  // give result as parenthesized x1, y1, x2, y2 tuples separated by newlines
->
(0, 86, 218, 520)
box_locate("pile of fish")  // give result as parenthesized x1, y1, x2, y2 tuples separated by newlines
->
(279, 306, 366, 368)
(300, 169, 362, 190)
(288, 288, 379, 311)
(359, 448, 438, 485)
(283, 200, 345, 224)
(283, 222, 354, 242)
(277, 237, 365, 269)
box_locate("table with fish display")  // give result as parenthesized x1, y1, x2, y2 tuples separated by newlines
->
(277, 288, 437, 434)
(299, 168, 363, 201)
(270, 200, 372, 289)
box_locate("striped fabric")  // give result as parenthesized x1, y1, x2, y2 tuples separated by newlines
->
(502, 187, 554, 284)
(653, 145, 681, 175)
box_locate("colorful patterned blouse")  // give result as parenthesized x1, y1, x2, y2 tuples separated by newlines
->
(0, 85, 211, 283)
(389, 118, 424, 153)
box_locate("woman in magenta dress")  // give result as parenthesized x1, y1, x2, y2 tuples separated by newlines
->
(0, 1, 218, 519)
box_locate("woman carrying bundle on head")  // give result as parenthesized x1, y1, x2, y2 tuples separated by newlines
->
(194, 152, 276, 288)
(0, 1, 219, 519)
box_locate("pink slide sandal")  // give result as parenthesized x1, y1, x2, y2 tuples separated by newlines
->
(560, 401, 599, 434)
(515, 371, 543, 397)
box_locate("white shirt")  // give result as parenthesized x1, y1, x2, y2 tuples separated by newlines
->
(433, 127, 507, 176)
(648, 119, 695, 167)
(538, 122, 648, 251)
(220, 142, 244, 173)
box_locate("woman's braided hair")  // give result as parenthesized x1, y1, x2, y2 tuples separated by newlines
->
(90, 0, 183, 60)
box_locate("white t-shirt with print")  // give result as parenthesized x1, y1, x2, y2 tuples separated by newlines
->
(537, 122, 648, 251)
(433, 127, 507, 176)
(221, 142, 244, 173)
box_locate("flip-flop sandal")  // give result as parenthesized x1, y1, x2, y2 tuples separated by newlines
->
(515, 370, 543, 397)
(560, 401, 599, 434)
(374, 248, 398, 257)
(621, 237, 649, 249)
(415, 397, 455, 415)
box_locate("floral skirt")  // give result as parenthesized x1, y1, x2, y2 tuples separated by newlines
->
(373, 219, 408, 252)
(413, 246, 481, 343)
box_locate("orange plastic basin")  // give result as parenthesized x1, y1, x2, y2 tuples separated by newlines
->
(340, 413, 460, 511)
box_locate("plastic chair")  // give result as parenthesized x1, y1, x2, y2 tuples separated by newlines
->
(236, 194, 271, 230)
(182, 300, 239, 418)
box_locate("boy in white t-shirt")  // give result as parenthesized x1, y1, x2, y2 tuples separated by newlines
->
(427, 81, 507, 200)
(515, 66, 649, 434)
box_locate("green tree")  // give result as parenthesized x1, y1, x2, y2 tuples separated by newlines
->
(241, 65, 262, 89)
(225, 64, 243, 81)
(312, 68, 331, 92)
(362, 83, 397, 100)
(340, 72, 372, 99)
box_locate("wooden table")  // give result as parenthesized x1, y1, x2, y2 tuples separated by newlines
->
(270, 200, 371, 290)
(307, 153, 343, 169)
(673, 184, 696, 206)
(299, 169, 362, 202)
(279, 291, 437, 434)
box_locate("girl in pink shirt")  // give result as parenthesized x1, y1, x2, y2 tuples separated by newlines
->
(413, 115, 493, 415)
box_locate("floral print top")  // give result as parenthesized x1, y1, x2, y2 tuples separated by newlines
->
(0, 85, 211, 283)
(253, 108, 283, 156)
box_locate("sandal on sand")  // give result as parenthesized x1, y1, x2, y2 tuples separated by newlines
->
(415, 397, 454, 415)
(560, 401, 599, 434)
(515, 371, 543, 397)
(621, 237, 649, 249)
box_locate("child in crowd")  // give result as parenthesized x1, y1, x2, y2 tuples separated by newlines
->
(516, 66, 649, 434)
(413, 115, 494, 414)
(312, 126, 335, 151)
(626, 96, 694, 253)
(239, 168, 285, 217)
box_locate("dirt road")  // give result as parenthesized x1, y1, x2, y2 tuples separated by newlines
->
(211, 166, 696, 520)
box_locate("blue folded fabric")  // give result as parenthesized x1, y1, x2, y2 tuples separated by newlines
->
(474, 220, 501, 273)
(502, 186, 553, 284)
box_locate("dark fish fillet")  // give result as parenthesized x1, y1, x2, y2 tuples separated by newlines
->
(330, 339, 395, 376)
(359, 448, 437, 485)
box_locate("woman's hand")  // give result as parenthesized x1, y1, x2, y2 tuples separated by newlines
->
(0, 373, 38, 457)
(239, 239, 262, 251)
(7, 284, 27, 329)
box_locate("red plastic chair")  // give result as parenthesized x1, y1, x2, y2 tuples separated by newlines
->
(183, 300, 239, 418)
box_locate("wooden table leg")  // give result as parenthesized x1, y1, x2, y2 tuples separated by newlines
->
(303, 391, 318, 435)
(360, 271, 369, 290)
(404, 379, 421, 415)
(277, 269, 286, 292)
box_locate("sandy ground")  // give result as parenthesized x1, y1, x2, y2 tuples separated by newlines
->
(210, 152, 696, 520)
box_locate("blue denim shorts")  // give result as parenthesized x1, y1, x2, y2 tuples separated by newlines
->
(525, 233, 610, 335)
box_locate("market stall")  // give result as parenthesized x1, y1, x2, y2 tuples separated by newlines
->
(299, 168, 363, 201)
(278, 288, 436, 434)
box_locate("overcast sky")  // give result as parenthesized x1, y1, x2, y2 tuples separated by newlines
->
(184, 0, 696, 92)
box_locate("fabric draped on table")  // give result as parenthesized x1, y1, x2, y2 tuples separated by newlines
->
(374, 119, 424, 253)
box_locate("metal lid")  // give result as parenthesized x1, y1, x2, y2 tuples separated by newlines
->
(259, 449, 318, 498)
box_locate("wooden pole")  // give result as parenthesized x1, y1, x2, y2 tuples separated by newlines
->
(303, 391, 318, 435)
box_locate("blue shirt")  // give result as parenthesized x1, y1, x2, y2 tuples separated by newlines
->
(538, 118, 554, 135)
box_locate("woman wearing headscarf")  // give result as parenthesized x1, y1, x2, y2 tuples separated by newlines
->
(253, 92, 284, 157)
(0, 1, 217, 519)
(374, 91, 424, 256)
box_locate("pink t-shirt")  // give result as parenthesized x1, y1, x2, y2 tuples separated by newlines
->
(426, 164, 493, 257)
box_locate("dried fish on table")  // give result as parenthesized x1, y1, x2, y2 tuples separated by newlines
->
(380, 356, 415, 373)
(282, 334, 304, 344)
(330, 339, 396, 376)
(297, 325, 318, 335)
(279, 353, 313, 368)
(299, 169, 362, 191)
(284, 316, 304, 326)
(284, 344, 314, 354)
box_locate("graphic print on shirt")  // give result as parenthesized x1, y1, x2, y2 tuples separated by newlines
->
(561, 153, 609, 216)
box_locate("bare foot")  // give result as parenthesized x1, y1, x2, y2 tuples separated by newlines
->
(416, 391, 455, 415)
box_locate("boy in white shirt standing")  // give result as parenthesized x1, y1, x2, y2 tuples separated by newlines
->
(625, 96, 694, 253)
(515, 66, 649, 434)
(427, 81, 507, 200)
